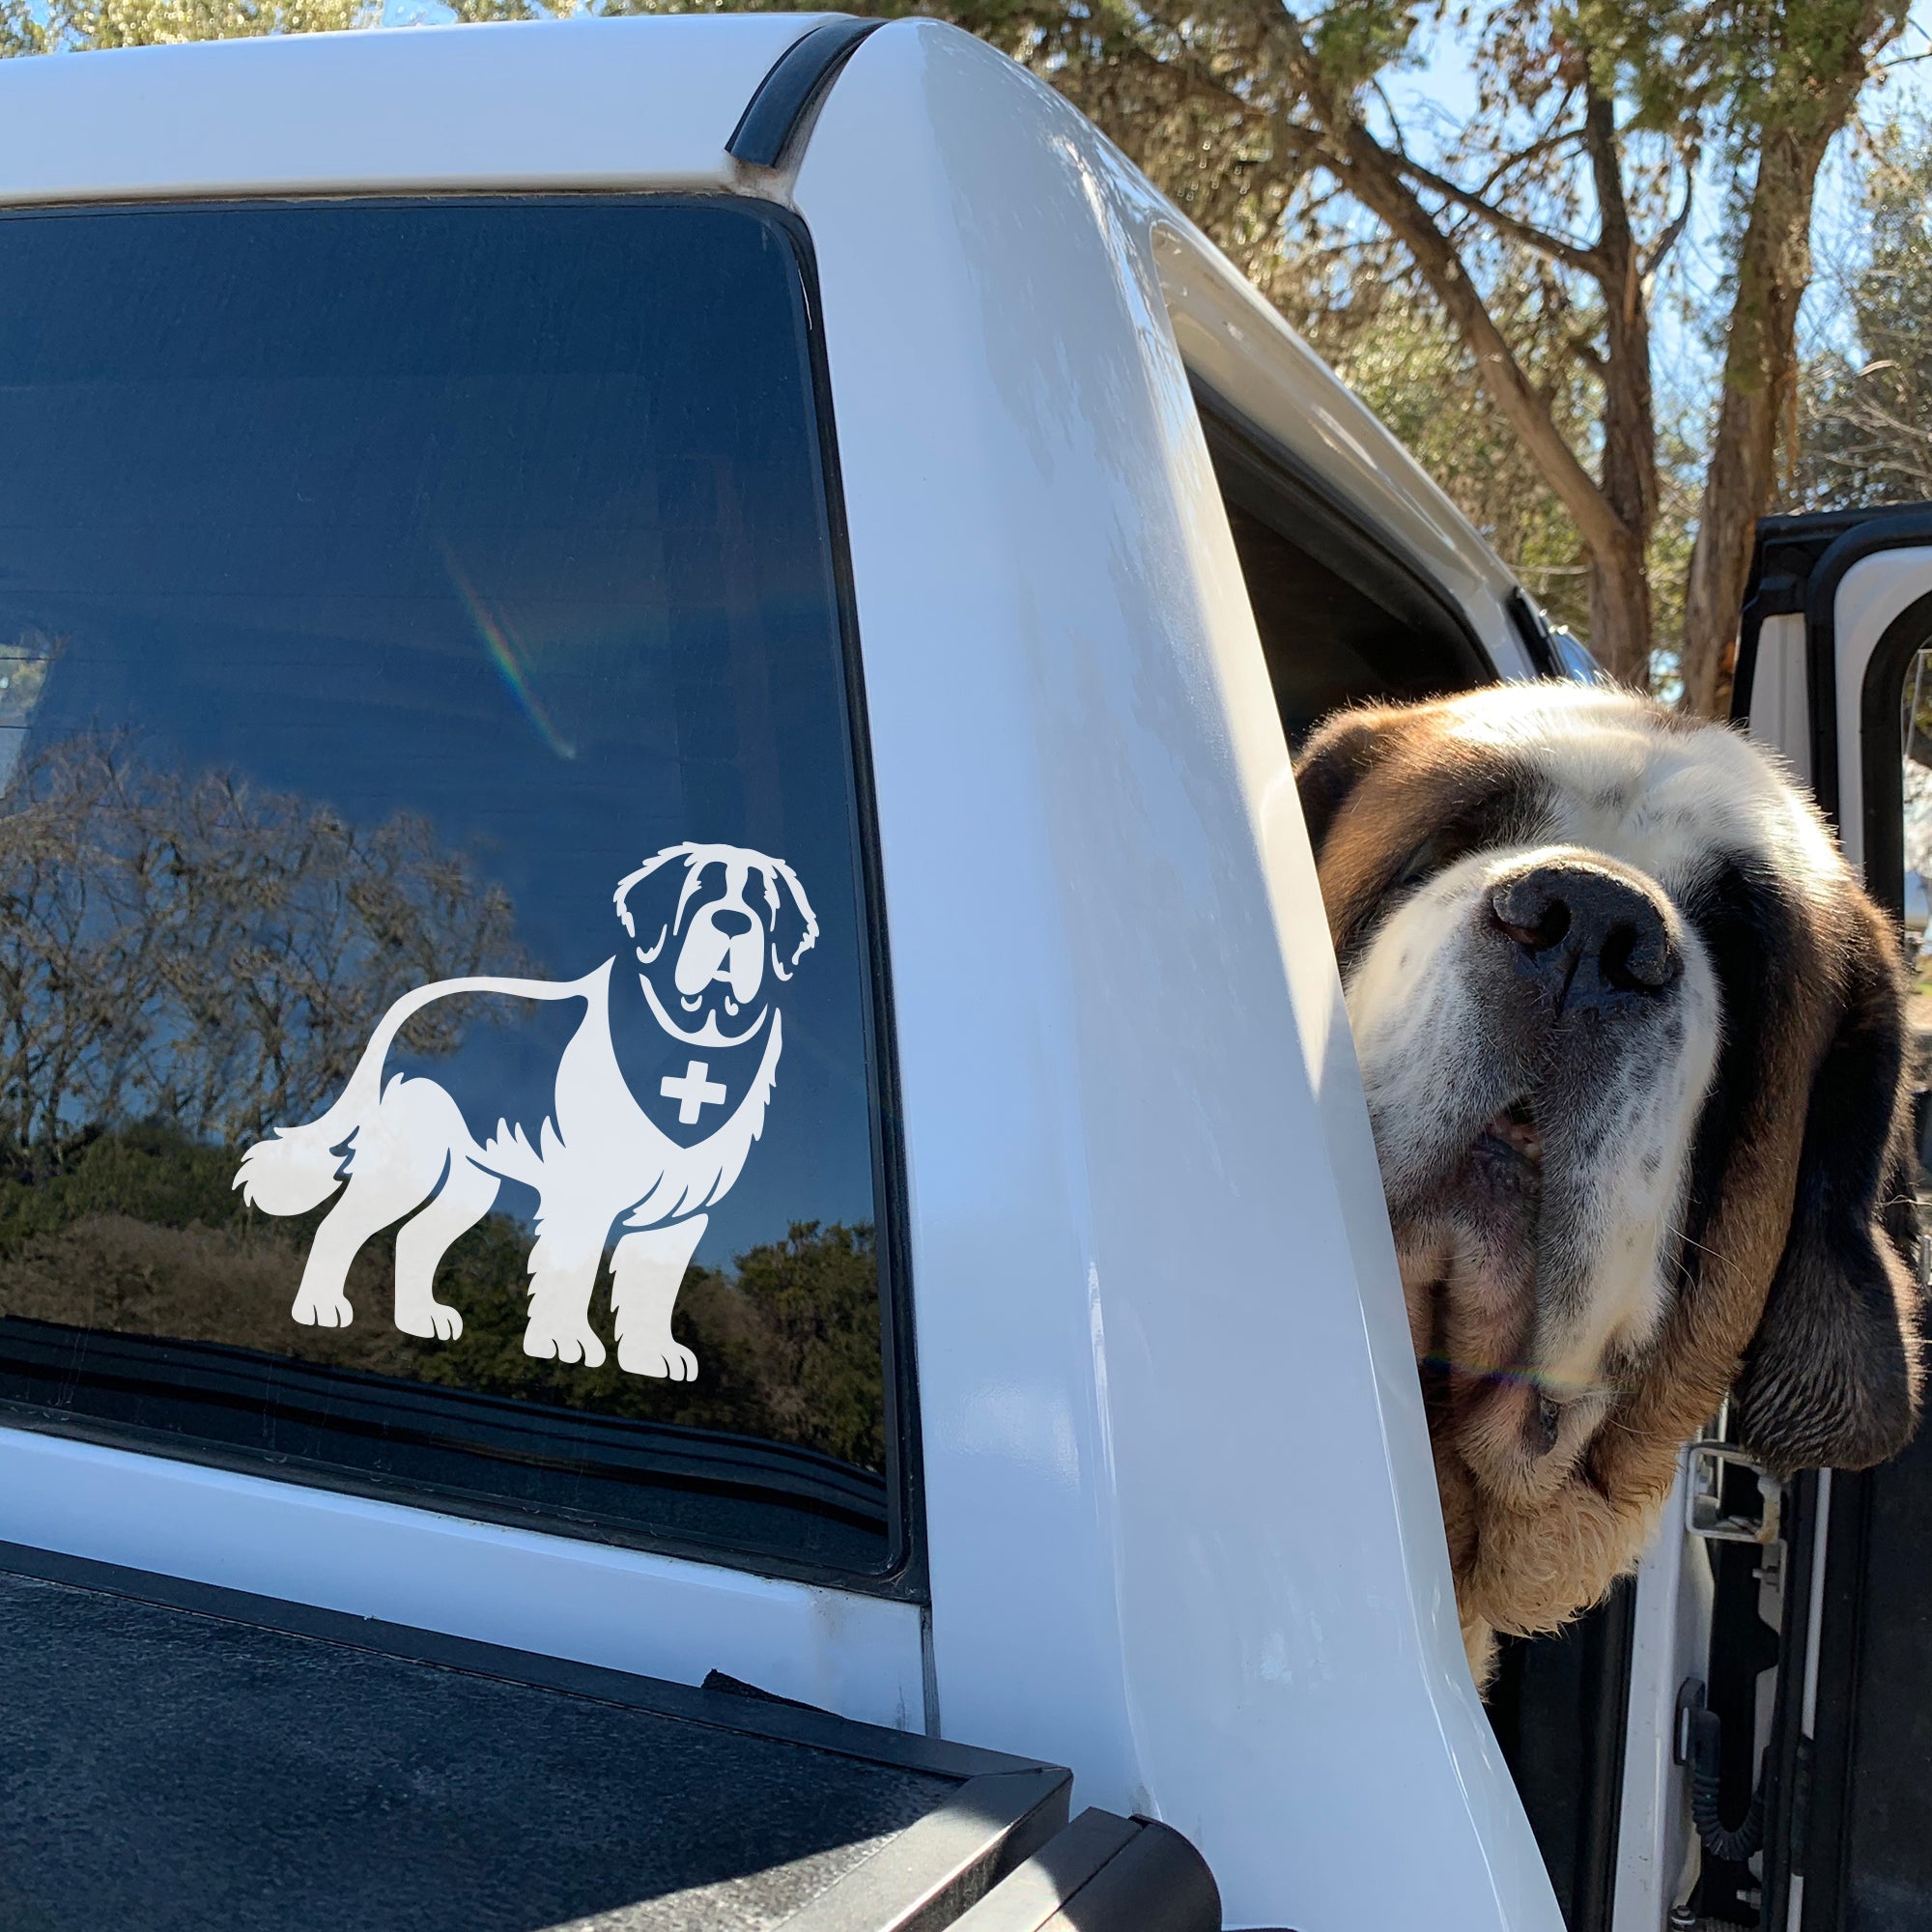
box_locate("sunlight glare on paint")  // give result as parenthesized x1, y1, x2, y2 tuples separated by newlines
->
(444, 549, 578, 761)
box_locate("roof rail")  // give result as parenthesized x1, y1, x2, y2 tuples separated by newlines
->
(727, 15, 883, 169)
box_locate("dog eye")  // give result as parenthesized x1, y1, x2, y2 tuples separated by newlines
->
(1393, 835, 1450, 893)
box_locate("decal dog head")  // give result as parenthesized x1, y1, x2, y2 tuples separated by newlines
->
(1296, 681, 1924, 1683)
(616, 841, 819, 1048)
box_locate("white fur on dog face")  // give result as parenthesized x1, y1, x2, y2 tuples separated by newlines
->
(1351, 843, 1719, 1385)
(1342, 684, 1843, 1488)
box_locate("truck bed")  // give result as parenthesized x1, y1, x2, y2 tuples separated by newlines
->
(0, 1543, 1216, 1932)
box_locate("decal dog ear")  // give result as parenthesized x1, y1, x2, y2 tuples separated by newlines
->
(613, 842, 696, 965)
(756, 854, 819, 982)
(1736, 904, 1927, 1474)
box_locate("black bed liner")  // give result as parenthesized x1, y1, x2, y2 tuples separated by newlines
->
(0, 1542, 1218, 1932)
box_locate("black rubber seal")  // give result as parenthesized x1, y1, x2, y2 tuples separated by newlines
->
(727, 16, 883, 170)
(1508, 587, 1562, 678)
(1799, 507, 1932, 829)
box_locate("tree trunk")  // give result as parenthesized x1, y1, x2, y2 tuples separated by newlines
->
(1680, 131, 1832, 716)
(1681, 7, 1903, 718)
(1320, 122, 1653, 688)
(1587, 538, 1654, 689)
(1583, 83, 1657, 692)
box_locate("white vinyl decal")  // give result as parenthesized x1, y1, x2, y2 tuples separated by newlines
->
(233, 843, 818, 1380)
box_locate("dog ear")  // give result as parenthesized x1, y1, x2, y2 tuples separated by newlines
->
(760, 856, 819, 982)
(1293, 704, 1398, 858)
(614, 843, 698, 964)
(1735, 906, 1925, 1474)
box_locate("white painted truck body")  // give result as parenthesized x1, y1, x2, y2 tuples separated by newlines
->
(0, 17, 1566, 1930)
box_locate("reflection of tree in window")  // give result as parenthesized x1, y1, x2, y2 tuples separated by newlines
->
(0, 732, 526, 1153)
(0, 737, 883, 1472)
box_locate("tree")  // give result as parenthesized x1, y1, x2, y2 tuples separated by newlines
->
(0, 731, 526, 1154)
(1794, 113, 1932, 509)
(960, 0, 1909, 711)
(1250, 231, 1602, 639)
(1675, 3, 1910, 712)
(0, 0, 366, 52)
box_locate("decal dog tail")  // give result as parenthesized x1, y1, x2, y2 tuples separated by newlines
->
(233, 967, 607, 1217)
(234, 1121, 355, 1217)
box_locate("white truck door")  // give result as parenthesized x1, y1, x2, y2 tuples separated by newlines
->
(1610, 510, 1932, 1932)
(1726, 505, 1932, 1932)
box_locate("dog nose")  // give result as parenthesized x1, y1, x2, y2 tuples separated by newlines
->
(1489, 860, 1679, 1012)
(709, 908, 755, 939)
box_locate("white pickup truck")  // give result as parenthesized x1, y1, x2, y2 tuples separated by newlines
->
(0, 16, 1927, 1932)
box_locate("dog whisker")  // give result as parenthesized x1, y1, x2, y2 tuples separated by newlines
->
(1666, 1222, 1722, 1263)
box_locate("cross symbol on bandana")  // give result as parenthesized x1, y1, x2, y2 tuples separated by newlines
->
(660, 1059, 727, 1126)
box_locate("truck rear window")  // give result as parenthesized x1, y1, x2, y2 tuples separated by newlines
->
(0, 197, 909, 1585)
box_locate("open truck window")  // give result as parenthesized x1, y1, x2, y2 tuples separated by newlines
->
(0, 197, 913, 1589)
(1190, 389, 1496, 744)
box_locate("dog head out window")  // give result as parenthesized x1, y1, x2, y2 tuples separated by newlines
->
(0, 199, 907, 1584)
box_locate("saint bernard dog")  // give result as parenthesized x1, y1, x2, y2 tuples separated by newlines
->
(235, 841, 816, 1381)
(1295, 681, 1925, 1684)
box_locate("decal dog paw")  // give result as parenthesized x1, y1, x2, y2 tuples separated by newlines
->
(290, 1283, 355, 1330)
(520, 1310, 609, 1369)
(234, 843, 817, 1379)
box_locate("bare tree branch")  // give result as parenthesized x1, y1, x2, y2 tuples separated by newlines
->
(1322, 126, 1634, 571)
(1388, 149, 1604, 278)
(1468, 117, 1586, 206)
(0, 735, 529, 1154)
(1641, 169, 1695, 280)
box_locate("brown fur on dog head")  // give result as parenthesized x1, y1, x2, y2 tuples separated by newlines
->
(1296, 682, 1924, 1686)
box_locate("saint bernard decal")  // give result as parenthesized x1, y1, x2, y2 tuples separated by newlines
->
(234, 843, 817, 1380)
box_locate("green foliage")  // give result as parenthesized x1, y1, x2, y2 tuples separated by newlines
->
(1308, 0, 1425, 96)
(0, 1119, 246, 1241)
(731, 1221, 888, 1471)
(0, 0, 372, 52)
(1490, 0, 1909, 175)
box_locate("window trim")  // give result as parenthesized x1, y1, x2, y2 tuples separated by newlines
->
(1858, 588, 1932, 922)
(0, 190, 927, 1605)
(795, 193, 930, 1605)
(1756, 584, 1932, 1932)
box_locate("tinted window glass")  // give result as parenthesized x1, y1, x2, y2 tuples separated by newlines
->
(0, 199, 904, 1580)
